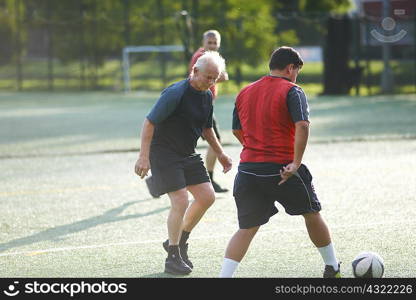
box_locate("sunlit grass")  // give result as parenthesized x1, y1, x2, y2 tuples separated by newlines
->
(0, 59, 414, 95)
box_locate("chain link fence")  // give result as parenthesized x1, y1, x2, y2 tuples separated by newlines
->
(0, 2, 414, 94)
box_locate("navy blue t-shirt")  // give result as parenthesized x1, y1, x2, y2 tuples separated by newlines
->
(147, 79, 213, 159)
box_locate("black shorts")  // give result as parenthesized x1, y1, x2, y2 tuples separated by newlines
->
(201, 115, 221, 141)
(233, 164, 321, 229)
(150, 154, 210, 196)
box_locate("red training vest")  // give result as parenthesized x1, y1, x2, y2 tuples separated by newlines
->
(235, 76, 298, 164)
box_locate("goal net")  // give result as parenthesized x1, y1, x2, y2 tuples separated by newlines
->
(122, 45, 185, 92)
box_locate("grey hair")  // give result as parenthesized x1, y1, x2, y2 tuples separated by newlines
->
(193, 51, 226, 74)
(203, 30, 221, 43)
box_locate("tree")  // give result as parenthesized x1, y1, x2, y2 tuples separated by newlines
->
(0, 0, 354, 91)
(179, 0, 277, 86)
(0, 0, 16, 65)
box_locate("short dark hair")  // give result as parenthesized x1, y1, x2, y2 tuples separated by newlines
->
(269, 46, 303, 71)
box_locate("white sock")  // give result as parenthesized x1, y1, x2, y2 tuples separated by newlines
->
(317, 243, 339, 270)
(219, 258, 239, 278)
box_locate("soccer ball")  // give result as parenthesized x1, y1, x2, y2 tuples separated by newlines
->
(352, 251, 384, 278)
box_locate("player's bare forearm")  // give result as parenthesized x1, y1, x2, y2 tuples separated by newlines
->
(203, 128, 224, 155)
(293, 121, 309, 167)
(203, 128, 232, 173)
(202, 128, 232, 173)
(135, 118, 155, 178)
(278, 121, 309, 185)
(232, 129, 244, 145)
(139, 118, 155, 159)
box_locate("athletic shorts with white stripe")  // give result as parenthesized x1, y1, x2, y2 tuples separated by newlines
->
(233, 163, 321, 229)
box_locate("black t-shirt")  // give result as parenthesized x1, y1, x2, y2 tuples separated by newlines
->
(147, 79, 213, 161)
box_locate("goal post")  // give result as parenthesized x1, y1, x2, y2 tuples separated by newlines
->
(122, 45, 185, 93)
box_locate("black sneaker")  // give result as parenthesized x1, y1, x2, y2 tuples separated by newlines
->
(212, 181, 229, 193)
(163, 240, 193, 269)
(164, 255, 192, 275)
(323, 263, 341, 278)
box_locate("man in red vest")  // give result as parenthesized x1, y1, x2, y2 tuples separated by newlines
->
(188, 30, 229, 193)
(219, 47, 341, 278)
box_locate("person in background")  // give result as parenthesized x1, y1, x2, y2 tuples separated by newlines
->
(188, 29, 229, 193)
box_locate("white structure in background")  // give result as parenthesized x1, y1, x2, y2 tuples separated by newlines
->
(294, 46, 322, 62)
(122, 45, 184, 93)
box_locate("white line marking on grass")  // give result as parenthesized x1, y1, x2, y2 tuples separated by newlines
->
(0, 184, 138, 197)
(0, 240, 163, 257)
(0, 220, 413, 258)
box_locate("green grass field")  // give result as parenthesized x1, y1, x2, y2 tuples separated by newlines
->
(1, 59, 415, 96)
(0, 91, 415, 277)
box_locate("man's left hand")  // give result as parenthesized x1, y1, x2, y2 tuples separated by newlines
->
(278, 162, 300, 185)
(218, 152, 232, 173)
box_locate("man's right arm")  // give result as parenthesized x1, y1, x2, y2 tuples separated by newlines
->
(279, 121, 309, 185)
(135, 118, 155, 179)
(134, 85, 182, 178)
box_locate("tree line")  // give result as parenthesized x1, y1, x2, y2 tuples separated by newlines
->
(0, 0, 350, 89)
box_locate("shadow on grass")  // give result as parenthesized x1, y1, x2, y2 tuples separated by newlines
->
(0, 198, 169, 253)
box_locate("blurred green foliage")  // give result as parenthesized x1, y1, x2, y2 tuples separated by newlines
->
(0, 0, 350, 71)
